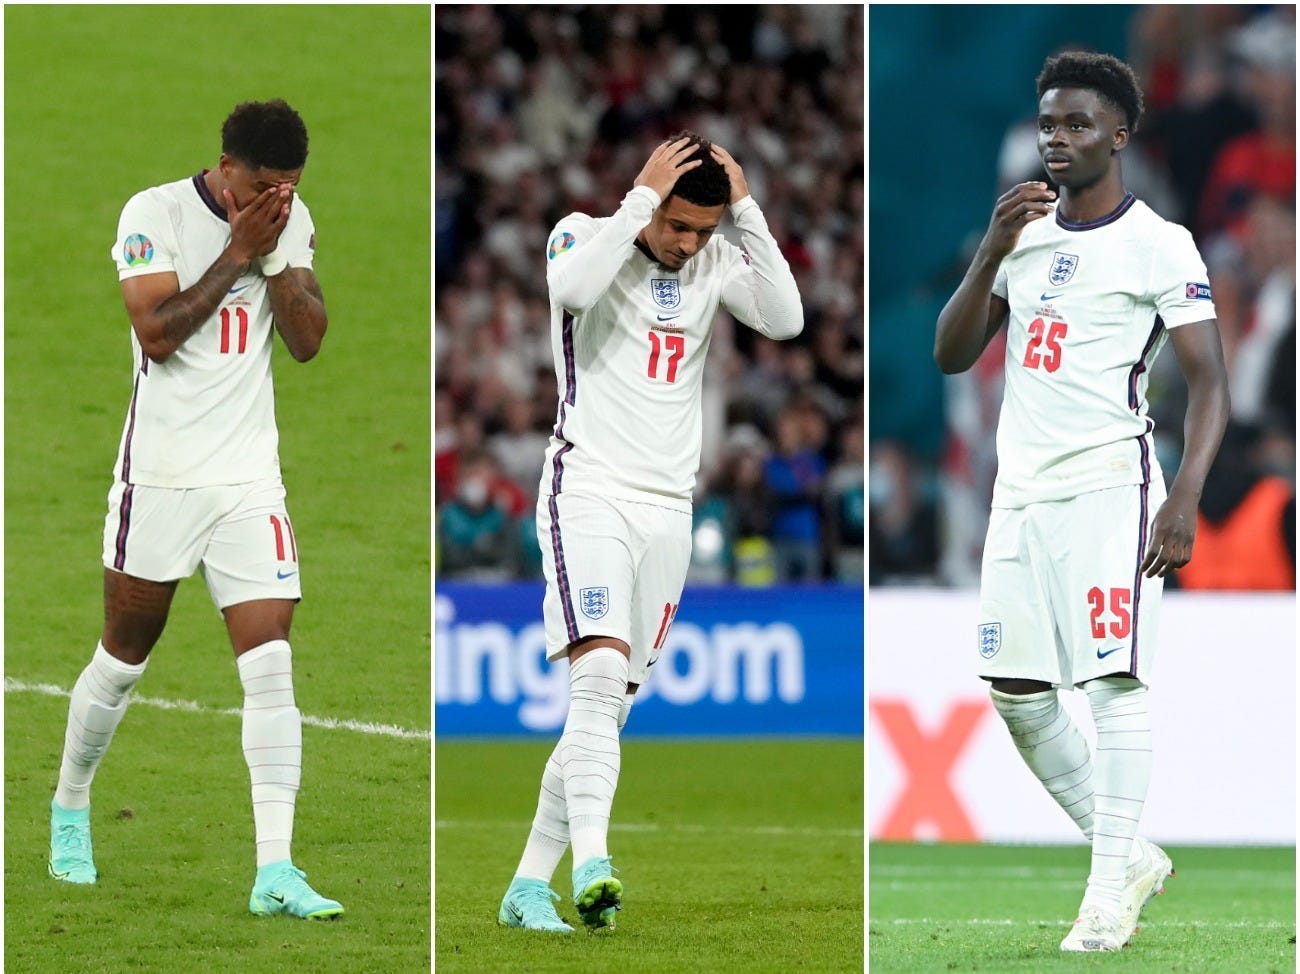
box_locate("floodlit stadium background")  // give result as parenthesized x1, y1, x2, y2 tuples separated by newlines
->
(869, 5, 1295, 845)
(435, 6, 865, 740)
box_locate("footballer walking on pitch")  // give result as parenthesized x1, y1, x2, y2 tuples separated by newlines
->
(497, 133, 803, 932)
(48, 100, 343, 919)
(936, 53, 1229, 952)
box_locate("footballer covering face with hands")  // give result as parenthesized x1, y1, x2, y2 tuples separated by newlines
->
(47, 100, 342, 920)
(935, 53, 1229, 952)
(496, 133, 803, 933)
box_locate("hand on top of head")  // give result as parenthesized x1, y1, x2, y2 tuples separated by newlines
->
(633, 137, 704, 201)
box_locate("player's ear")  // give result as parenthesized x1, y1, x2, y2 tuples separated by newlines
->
(1112, 126, 1129, 153)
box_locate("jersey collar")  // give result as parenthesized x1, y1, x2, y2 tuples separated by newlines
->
(192, 170, 229, 222)
(1055, 192, 1135, 232)
(633, 237, 658, 263)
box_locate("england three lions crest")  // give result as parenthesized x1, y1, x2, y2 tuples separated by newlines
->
(1049, 252, 1079, 286)
(978, 622, 1001, 659)
(650, 279, 681, 311)
(579, 587, 609, 620)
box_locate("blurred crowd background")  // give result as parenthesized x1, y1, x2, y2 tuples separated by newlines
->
(870, 4, 1296, 590)
(436, 5, 864, 584)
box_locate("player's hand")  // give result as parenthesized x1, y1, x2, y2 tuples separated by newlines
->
(982, 182, 1056, 259)
(225, 185, 292, 263)
(710, 143, 749, 204)
(1140, 491, 1198, 578)
(634, 137, 703, 200)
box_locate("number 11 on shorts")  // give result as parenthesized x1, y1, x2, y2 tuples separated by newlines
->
(270, 514, 298, 563)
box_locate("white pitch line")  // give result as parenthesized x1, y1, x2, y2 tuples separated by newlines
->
(436, 819, 864, 839)
(877, 918, 1291, 930)
(4, 676, 430, 742)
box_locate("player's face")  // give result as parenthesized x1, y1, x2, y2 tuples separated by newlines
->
(1036, 88, 1127, 190)
(219, 155, 303, 210)
(645, 197, 725, 269)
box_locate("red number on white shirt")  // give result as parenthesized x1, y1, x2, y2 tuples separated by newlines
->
(647, 331, 685, 383)
(270, 514, 298, 562)
(1087, 586, 1132, 639)
(220, 307, 249, 354)
(1022, 318, 1067, 372)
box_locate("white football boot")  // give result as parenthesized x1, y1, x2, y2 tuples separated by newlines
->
(1119, 836, 1173, 938)
(1060, 906, 1127, 952)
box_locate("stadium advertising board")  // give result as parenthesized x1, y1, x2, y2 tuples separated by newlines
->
(436, 584, 864, 737)
(870, 590, 1296, 845)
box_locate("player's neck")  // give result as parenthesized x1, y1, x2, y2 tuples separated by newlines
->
(1055, 174, 1127, 225)
(201, 168, 229, 213)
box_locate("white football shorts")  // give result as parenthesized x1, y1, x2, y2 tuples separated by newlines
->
(102, 477, 302, 609)
(537, 490, 692, 685)
(976, 480, 1166, 688)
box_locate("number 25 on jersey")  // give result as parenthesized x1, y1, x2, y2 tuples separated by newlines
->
(1022, 317, 1067, 372)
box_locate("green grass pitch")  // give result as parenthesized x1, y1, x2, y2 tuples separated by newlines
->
(870, 842, 1296, 972)
(5, 6, 430, 973)
(435, 739, 864, 973)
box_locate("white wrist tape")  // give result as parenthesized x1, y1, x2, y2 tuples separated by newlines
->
(260, 250, 289, 277)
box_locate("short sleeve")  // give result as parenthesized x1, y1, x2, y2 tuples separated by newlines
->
(284, 196, 316, 269)
(1151, 223, 1216, 328)
(992, 257, 1009, 299)
(112, 190, 176, 280)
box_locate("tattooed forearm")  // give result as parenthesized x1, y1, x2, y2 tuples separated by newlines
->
(155, 252, 250, 349)
(267, 268, 328, 361)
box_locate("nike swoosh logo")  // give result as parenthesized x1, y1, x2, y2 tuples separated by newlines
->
(1040, 292, 1063, 301)
(267, 892, 285, 904)
(507, 904, 524, 922)
(277, 569, 298, 580)
(656, 314, 678, 321)
(1096, 646, 1124, 659)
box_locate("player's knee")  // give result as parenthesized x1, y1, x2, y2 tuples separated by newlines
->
(989, 677, 1053, 696)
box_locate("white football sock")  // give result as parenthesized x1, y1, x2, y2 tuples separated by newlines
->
(990, 688, 1095, 839)
(54, 643, 147, 810)
(516, 690, 635, 883)
(237, 640, 301, 868)
(1081, 677, 1152, 915)
(561, 649, 628, 866)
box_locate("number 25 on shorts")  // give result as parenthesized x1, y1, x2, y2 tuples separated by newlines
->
(1087, 586, 1131, 639)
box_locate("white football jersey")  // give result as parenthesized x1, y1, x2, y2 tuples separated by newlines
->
(110, 173, 316, 488)
(991, 194, 1215, 508)
(541, 185, 803, 511)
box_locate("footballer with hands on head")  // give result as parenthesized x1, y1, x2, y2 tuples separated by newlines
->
(496, 132, 803, 934)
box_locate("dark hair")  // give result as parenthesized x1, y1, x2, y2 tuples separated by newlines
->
(222, 99, 309, 171)
(1036, 52, 1143, 132)
(664, 130, 730, 207)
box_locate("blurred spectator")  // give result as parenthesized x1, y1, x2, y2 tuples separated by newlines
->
(436, 5, 864, 583)
(869, 439, 940, 585)
(824, 420, 865, 582)
(438, 449, 522, 580)
(764, 407, 827, 580)
(1177, 422, 1296, 590)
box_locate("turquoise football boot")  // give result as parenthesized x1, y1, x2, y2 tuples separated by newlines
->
(498, 877, 574, 932)
(249, 860, 344, 919)
(49, 800, 97, 884)
(572, 856, 622, 930)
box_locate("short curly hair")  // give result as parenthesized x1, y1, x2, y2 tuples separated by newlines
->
(1036, 52, 1143, 133)
(664, 131, 730, 207)
(222, 99, 309, 171)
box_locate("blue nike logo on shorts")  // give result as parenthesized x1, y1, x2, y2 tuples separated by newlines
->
(277, 569, 298, 580)
(1096, 646, 1124, 659)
